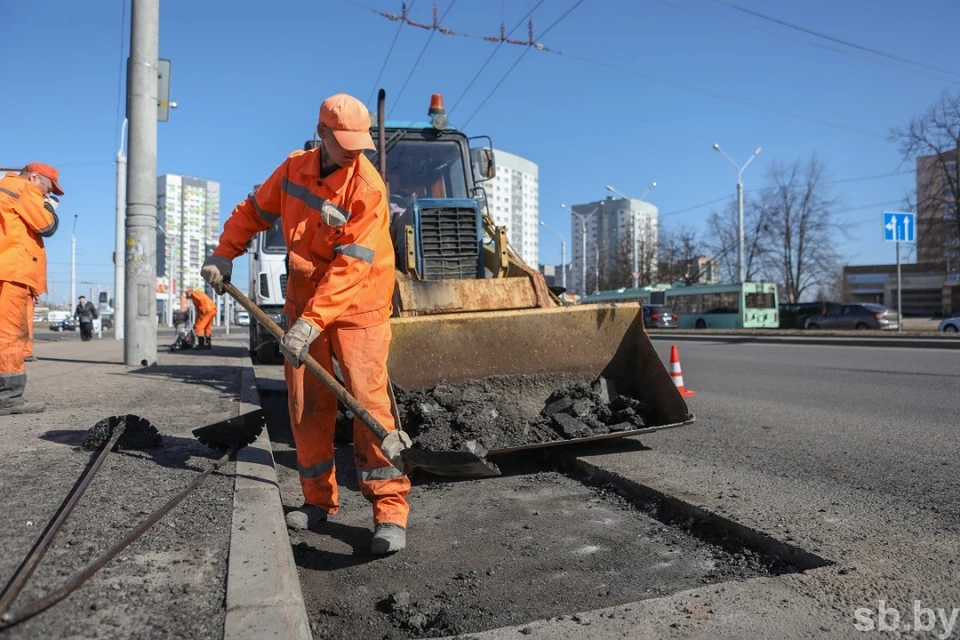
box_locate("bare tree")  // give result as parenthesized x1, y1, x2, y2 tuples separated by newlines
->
(761, 155, 844, 303)
(890, 90, 960, 271)
(705, 196, 770, 282)
(658, 224, 706, 284)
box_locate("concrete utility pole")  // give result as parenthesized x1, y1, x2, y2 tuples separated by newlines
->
(124, 0, 159, 366)
(606, 182, 657, 288)
(539, 221, 566, 290)
(562, 204, 600, 296)
(713, 144, 761, 284)
(114, 119, 127, 340)
(70, 214, 78, 307)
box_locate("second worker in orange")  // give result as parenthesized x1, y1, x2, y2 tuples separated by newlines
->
(201, 93, 409, 555)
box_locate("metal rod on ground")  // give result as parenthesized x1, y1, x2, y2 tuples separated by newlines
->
(0, 445, 236, 629)
(114, 119, 127, 340)
(124, 0, 159, 366)
(0, 430, 124, 618)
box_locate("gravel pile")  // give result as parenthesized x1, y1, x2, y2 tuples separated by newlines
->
(394, 373, 652, 452)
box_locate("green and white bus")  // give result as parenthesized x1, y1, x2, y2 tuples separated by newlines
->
(664, 282, 779, 329)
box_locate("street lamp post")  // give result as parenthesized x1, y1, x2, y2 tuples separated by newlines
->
(590, 239, 600, 294)
(606, 182, 657, 288)
(713, 143, 761, 284)
(561, 204, 600, 296)
(539, 221, 566, 290)
(70, 214, 78, 307)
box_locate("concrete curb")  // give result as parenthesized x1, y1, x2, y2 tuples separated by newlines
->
(648, 332, 960, 350)
(223, 356, 311, 639)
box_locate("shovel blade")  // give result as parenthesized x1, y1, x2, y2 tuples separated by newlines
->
(398, 443, 501, 478)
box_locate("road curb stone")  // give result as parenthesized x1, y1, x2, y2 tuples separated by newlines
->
(223, 357, 311, 639)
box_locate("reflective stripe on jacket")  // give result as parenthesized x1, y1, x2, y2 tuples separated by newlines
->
(0, 173, 57, 293)
(213, 148, 394, 331)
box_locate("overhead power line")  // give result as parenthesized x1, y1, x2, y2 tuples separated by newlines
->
(659, 170, 914, 219)
(341, 0, 887, 138)
(449, 0, 547, 115)
(390, 0, 459, 117)
(651, 0, 960, 86)
(366, 0, 419, 107)
(114, 0, 128, 150)
(711, 0, 960, 80)
(460, 0, 588, 129)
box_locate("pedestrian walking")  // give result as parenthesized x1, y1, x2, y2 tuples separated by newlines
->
(186, 288, 216, 349)
(75, 296, 98, 341)
(0, 163, 62, 415)
(201, 93, 409, 554)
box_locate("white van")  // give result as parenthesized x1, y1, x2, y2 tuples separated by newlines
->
(236, 311, 250, 327)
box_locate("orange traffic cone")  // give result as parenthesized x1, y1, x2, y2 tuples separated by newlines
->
(669, 345, 695, 398)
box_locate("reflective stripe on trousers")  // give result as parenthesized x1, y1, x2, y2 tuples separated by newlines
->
(285, 319, 410, 527)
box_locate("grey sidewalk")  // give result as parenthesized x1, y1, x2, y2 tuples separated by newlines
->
(0, 334, 305, 639)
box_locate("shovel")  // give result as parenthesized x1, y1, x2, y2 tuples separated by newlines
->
(219, 282, 500, 478)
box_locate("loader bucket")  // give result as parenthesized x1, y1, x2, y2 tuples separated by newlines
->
(388, 303, 694, 455)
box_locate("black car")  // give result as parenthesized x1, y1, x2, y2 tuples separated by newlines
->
(778, 301, 840, 329)
(643, 305, 678, 329)
(50, 317, 77, 332)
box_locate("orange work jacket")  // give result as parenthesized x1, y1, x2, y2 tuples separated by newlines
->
(213, 148, 394, 331)
(0, 173, 58, 294)
(189, 289, 216, 315)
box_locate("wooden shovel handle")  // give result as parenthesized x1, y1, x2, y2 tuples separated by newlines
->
(222, 282, 390, 442)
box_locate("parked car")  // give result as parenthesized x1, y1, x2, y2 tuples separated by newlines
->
(938, 315, 960, 333)
(779, 301, 840, 329)
(236, 311, 251, 327)
(50, 317, 77, 332)
(642, 304, 678, 329)
(805, 303, 900, 330)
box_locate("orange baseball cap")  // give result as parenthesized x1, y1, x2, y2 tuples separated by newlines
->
(25, 162, 64, 196)
(319, 94, 376, 152)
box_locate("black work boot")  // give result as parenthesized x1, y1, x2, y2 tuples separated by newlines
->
(204, 336, 212, 350)
(196, 336, 205, 349)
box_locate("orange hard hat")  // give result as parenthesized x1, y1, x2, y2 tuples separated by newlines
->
(24, 162, 64, 196)
(319, 94, 375, 152)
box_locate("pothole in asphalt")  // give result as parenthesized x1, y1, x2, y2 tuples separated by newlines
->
(260, 395, 831, 640)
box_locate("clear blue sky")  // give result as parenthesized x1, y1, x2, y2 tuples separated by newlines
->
(4, 0, 958, 306)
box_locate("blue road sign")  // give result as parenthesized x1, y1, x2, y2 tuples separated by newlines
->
(882, 212, 915, 243)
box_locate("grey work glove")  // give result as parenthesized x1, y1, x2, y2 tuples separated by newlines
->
(201, 255, 233, 295)
(279, 318, 321, 368)
(380, 429, 413, 473)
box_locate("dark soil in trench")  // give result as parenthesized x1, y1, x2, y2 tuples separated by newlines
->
(263, 394, 777, 640)
(394, 373, 652, 452)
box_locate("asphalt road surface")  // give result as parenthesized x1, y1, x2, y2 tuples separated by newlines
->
(648, 339, 960, 514)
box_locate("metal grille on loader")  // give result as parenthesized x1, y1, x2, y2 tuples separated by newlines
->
(417, 200, 482, 280)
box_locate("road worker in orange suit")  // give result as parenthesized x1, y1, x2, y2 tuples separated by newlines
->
(186, 287, 216, 350)
(201, 93, 410, 555)
(0, 163, 62, 415)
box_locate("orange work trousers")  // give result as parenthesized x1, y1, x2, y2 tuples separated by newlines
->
(24, 297, 34, 358)
(285, 319, 410, 528)
(0, 281, 31, 408)
(194, 308, 215, 337)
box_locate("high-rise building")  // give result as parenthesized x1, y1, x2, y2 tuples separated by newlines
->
(916, 148, 959, 268)
(485, 149, 539, 266)
(570, 196, 658, 295)
(156, 175, 221, 295)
